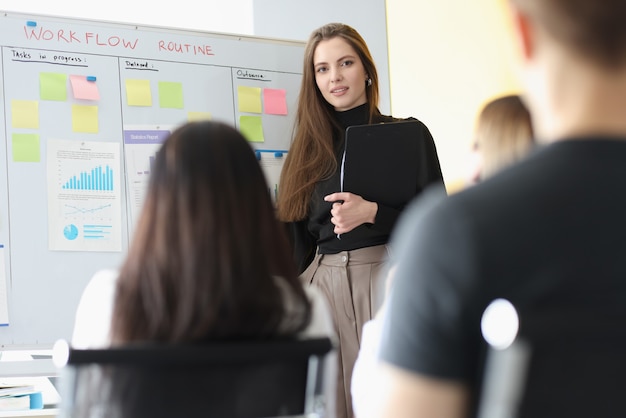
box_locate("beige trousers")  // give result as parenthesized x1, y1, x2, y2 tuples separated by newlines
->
(300, 245, 391, 418)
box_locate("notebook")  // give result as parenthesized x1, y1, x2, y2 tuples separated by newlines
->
(341, 120, 421, 208)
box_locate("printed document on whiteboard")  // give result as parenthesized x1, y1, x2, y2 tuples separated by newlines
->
(46, 139, 123, 252)
(123, 126, 172, 234)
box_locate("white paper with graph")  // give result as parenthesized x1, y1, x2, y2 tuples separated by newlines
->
(46, 139, 122, 252)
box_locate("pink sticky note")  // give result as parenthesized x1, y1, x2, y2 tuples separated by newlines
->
(69, 75, 101, 101)
(263, 88, 288, 115)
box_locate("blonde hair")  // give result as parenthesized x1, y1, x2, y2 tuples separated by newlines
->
(474, 95, 534, 179)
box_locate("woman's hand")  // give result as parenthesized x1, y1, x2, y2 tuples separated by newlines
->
(324, 192, 378, 235)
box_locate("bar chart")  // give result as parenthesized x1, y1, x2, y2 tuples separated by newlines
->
(61, 165, 114, 191)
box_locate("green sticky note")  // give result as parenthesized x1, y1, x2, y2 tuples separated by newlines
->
(72, 105, 99, 133)
(12, 133, 40, 162)
(239, 115, 265, 142)
(125, 79, 152, 106)
(237, 86, 262, 113)
(11, 100, 39, 129)
(158, 81, 184, 109)
(40, 72, 68, 101)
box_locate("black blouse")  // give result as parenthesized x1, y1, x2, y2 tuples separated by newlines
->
(287, 103, 444, 274)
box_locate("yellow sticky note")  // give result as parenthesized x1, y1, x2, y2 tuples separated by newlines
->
(158, 81, 184, 109)
(237, 86, 262, 113)
(125, 79, 152, 106)
(11, 100, 39, 129)
(188, 111, 212, 121)
(12, 133, 40, 162)
(72, 105, 99, 133)
(239, 115, 265, 142)
(40, 72, 68, 101)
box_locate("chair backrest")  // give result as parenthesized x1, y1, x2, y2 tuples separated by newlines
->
(478, 309, 626, 418)
(54, 337, 333, 418)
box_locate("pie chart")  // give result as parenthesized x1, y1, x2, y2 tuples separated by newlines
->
(63, 224, 79, 240)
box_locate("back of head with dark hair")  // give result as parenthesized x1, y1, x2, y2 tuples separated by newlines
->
(111, 121, 310, 344)
(511, 0, 626, 69)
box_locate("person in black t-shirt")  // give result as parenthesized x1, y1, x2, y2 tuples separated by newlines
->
(373, 1, 626, 417)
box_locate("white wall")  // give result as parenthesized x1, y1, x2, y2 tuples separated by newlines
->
(1, 0, 254, 35)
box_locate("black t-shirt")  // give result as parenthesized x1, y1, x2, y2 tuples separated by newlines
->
(287, 104, 444, 274)
(381, 138, 626, 417)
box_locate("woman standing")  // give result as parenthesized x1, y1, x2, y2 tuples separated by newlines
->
(277, 23, 444, 418)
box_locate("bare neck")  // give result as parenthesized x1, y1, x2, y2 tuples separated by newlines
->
(532, 55, 626, 142)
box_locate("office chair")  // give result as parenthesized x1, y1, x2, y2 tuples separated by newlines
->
(53, 337, 334, 418)
(478, 305, 626, 418)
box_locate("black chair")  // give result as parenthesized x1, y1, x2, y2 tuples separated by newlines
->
(53, 337, 334, 418)
(478, 308, 626, 418)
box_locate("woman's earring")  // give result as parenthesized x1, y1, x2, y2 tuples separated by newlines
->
(367, 78, 372, 87)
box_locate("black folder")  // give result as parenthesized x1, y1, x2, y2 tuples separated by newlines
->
(341, 120, 421, 208)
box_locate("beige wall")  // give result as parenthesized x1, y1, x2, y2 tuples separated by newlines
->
(386, 0, 522, 186)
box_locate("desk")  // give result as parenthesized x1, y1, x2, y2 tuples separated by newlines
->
(0, 350, 61, 418)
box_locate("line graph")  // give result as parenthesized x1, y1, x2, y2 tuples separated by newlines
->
(64, 203, 113, 217)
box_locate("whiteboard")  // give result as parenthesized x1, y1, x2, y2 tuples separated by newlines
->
(0, 11, 304, 349)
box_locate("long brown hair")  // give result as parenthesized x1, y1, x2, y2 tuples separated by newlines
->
(111, 121, 311, 344)
(277, 23, 380, 221)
